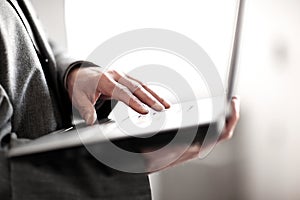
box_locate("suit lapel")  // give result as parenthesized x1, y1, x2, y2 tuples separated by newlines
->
(6, 0, 41, 55)
(8, 0, 65, 127)
(17, 0, 56, 69)
(7, 0, 64, 127)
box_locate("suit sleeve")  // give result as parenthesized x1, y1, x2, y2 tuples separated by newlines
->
(49, 41, 97, 91)
(0, 85, 13, 148)
(49, 42, 98, 127)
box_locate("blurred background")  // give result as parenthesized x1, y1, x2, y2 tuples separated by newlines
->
(31, 0, 300, 199)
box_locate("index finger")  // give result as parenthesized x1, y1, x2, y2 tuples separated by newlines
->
(112, 82, 149, 114)
(125, 75, 171, 109)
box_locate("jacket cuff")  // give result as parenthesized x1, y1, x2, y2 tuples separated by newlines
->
(63, 61, 98, 90)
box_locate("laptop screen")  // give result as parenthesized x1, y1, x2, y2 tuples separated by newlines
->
(65, 0, 239, 102)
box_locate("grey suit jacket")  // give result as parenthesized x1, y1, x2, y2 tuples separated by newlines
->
(0, 0, 151, 199)
(0, 0, 73, 142)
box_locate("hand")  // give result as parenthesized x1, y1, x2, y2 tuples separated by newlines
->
(67, 67, 170, 125)
(219, 96, 240, 141)
(142, 96, 240, 173)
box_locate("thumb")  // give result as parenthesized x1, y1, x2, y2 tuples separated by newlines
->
(76, 95, 97, 125)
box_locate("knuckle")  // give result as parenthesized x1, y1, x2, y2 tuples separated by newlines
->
(129, 97, 140, 106)
(114, 86, 130, 101)
(108, 69, 117, 75)
(108, 69, 123, 78)
(98, 73, 109, 84)
(132, 83, 142, 93)
(104, 87, 115, 97)
(99, 75, 115, 95)
(119, 87, 131, 96)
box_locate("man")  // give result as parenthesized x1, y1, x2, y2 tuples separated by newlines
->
(0, 0, 240, 199)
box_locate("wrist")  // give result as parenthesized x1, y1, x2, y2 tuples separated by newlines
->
(66, 67, 79, 92)
(63, 61, 98, 90)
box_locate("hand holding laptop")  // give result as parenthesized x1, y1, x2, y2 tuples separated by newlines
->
(141, 96, 240, 172)
(220, 96, 240, 141)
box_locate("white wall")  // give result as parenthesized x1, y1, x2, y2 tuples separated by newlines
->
(153, 0, 300, 200)
(30, 0, 67, 48)
(237, 0, 300, 199)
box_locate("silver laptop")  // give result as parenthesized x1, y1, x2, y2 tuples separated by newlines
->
(7, 0, 245, 157)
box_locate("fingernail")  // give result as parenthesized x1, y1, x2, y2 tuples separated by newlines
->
(152, 102, 164, 111)
(141, 106, 149, 114)
(163, 99, 171, 109)
(137, 103, 149, 114)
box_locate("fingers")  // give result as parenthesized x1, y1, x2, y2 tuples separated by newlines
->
(134, 87, 164, 111)
(74, 93, 97, 125)
(117, 76, 165, 111)
(142, 84, 171, 109)
(125, 75, 171, 109)
(112, 83, 149, 114)
(219, 96, 240, 141)
(97, 72, 149, 114)
(105, 70, 170, 111)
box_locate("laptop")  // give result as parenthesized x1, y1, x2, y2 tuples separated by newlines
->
(6, 0, 244, 158)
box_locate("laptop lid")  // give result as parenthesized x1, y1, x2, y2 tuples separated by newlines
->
(7, 0, 245, 158)
(227, 0, 245, 102)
